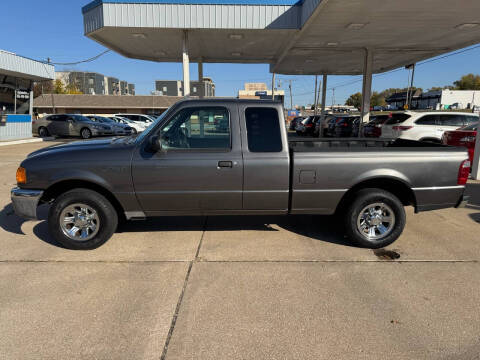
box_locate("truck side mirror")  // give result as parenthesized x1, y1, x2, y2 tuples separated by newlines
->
(148, 135, 162, 152)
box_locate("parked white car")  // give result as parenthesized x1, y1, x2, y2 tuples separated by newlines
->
(381, 111, 479, 143)
(109, 116, 147, 134)
(114, 113, 156, 126)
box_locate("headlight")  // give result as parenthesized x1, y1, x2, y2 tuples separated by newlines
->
(16, 167, 27, 184)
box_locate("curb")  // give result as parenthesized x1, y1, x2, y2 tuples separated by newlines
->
(0, 138, 51, 147)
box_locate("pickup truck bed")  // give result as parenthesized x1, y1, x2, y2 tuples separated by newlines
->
(288, 138, 467, 214)
(11, 99, 470, 250)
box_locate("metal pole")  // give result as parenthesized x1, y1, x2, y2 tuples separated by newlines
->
(14, 78, 17, 114)
(360, 48, 373, 137)
(271, 73, 276, 100)
(473, 130, 480, 179)
(313, 75, 318, 115)
(182, 30, 190, 97)
(408, 64, 416, 108)
(198, 59, 203, 98)
(319, 74, 327, 138)
(289, 80, 293, 110)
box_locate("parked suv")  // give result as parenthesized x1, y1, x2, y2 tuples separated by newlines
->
(381, 111, 479, 143)
(33, 114, 114, 139)
(296, 115, 320, 136)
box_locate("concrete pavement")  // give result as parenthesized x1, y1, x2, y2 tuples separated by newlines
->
(0, 141, 479, 359)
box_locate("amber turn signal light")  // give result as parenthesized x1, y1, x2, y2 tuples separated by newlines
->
(16, 167, 27, 184)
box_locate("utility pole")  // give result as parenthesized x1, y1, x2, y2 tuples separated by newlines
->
(271, 73, 276, 100)
(289, 80, 293, 110)
(313, 75, 318, 115)
(332, 88, 336, 107)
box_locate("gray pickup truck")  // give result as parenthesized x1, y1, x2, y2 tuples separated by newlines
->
(11, 99, 470, 250)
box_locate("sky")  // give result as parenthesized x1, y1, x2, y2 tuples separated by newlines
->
(2, 0, 480, 107)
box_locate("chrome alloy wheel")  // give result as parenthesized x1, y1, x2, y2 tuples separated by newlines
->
(60, 203, 100, 241)
(356, 202, 395, 241)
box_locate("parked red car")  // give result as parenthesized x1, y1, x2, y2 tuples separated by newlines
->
(442, 122, 477, 163)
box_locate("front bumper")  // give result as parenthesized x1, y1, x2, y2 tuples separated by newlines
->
(11, 187, 43, 219)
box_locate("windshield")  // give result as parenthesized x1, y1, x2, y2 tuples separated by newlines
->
(90, 116, 115, 123)
(135, 108, 171, 143)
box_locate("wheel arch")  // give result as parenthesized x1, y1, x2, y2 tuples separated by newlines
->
(336, 176, 417, 214)
(41, 179, 126, 221)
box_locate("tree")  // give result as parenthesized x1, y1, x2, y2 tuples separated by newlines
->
(65, 83, 83, 95)
(33, 81, 54, 98)
(345, 91, 385, 108)
(345, 92, 362, 109)
(54, 79, 66, 94)
(370, 91, 385, 107)
(453, 74, 480, 90)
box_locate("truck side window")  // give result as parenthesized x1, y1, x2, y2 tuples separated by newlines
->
(245, 107, 282, 152)
(160, 107, 230, 150)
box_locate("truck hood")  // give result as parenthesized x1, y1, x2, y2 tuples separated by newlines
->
(27, 137, 135, 159)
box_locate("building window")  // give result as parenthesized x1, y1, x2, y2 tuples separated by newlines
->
(163, 86, 167, 92)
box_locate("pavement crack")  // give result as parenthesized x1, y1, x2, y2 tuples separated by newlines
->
(160, 216, 208, 360)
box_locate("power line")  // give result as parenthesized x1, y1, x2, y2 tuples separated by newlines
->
(50, 49, 111, 66)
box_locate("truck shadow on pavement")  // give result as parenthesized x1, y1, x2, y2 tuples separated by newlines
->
(465, 182, 480, 224)
(0, 202, 352, 248)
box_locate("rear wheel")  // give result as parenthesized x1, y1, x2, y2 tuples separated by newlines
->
(343, 188, 406, 248)
(48, 188, 118, 250)
(81, 128, 92, 139)
(38, 127, 49, 138)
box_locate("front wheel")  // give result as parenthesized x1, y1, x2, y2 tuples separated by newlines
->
(48, 188, 118, 250)
(81, 128, 92, 139)
(343, 188, 406, 248)
(38, 127, 50, 138)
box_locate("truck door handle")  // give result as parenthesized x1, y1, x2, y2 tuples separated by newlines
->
(218, 161, 233, 168)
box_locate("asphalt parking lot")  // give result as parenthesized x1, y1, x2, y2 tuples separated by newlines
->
(1, 140, 480, 359)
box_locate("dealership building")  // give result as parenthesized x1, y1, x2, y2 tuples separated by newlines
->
(0, 50, 54, 140)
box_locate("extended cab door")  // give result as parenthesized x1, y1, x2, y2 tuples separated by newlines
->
(238, 104, 290, 212)
(131, 103, 243, 213)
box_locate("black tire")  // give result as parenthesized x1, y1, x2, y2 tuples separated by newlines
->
(419, 138, 441, 144)
(131, 128, 138, 135)
(48, 188, 118, 250)
(81, 128, 92, 139)
(38, 127, 49, 138)
(343, 188, 406, 248)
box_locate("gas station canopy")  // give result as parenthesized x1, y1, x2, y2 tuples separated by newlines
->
(83, 0, 480, 75)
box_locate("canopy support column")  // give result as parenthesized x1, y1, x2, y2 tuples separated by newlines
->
(198, 59, 203, 98)
(473, 134, 480, 180)
(360, 48, 373, 137)
(182, 30, 190, 97)
(318, 74, 327, 137)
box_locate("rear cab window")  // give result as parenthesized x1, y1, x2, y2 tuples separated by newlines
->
(245, 107, 283, 152)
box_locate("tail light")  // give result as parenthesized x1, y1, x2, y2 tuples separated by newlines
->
(458, 159, 471, 185)
(392, 126, 413, 131)
(341, 122, 348, 127)
(460, 136, 476, 143)
(305, 124, 313, 128)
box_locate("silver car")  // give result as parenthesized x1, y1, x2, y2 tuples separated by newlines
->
(85, 115, 133, 136)
(33, 114, 115, 139)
